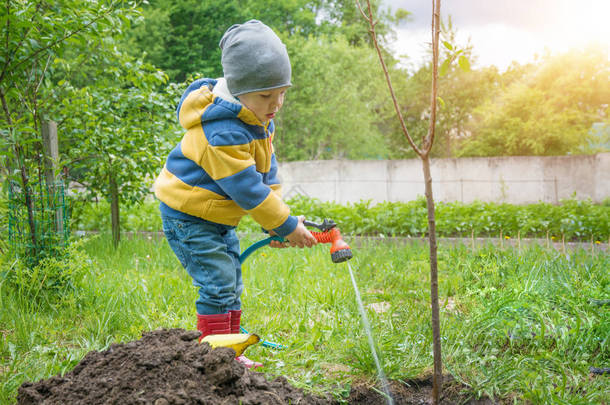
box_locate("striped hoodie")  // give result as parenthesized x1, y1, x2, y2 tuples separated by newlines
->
(154, 78, 297, 237)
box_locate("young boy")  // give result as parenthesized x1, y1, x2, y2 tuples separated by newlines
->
(154, 20, 316, 369)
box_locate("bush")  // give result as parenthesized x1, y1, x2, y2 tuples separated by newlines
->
(69, 195, 610, 241)
(0, 239, 92, 305)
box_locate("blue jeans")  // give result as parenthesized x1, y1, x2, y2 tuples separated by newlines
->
(161, 214, 242, 315)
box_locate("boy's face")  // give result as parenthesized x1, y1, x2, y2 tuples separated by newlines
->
(238, 86, 289, 124)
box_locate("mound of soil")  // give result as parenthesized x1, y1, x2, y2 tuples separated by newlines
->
(18, 329, 335, 405)
(17, 328, 494, 404)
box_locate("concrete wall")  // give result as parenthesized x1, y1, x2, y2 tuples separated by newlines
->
(278, 153, 610, 204)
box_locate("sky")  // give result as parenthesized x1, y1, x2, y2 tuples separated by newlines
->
(382, 0, 610, 71)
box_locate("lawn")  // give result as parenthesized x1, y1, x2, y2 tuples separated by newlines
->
(1, 234, 608, 403)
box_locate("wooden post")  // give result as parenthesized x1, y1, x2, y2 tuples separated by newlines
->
(41, 121, 63, 234)
(471, 228, 475, 250)
(110, 174, 120, 247)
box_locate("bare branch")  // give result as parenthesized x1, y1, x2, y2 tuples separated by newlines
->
(423, 0, 441, 156)
(34, 53, 53, 95)
(355, 0, 371, 23)
(360, 0, 422, 156)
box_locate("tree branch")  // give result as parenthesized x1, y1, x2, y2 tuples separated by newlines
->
(33, 52, 52, 97)
(423, 0, 441, 157)
(0, 87, 38, 250)
(356, 0, 423, 157)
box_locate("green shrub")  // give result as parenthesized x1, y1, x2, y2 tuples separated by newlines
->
(1, 239, 92, 305)
(69, 195, 610, 241)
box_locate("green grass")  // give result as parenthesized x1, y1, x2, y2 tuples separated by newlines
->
(1, 234, 608, 403)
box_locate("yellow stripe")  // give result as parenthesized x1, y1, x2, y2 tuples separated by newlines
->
(155, 168, 245, 225)
(179, 88, 214, 129)
(180, 126, 207, 165)
(237, 107, 260, 126)
(203, 144, 254, 180)
(201, 199, 245, 226)
(270, 184, 282, 198)
(155, 167, 221, 216)
(247, 191, 290, 230)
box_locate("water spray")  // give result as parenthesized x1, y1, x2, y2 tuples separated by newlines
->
(240, 218, 393, 404)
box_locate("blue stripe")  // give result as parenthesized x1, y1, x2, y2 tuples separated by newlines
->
(273, 215, 298, 238)
(176, 78, 216, 121)
(209, 97, 242, 117)
(202, 120, 267, 145)
(216, 165, 269, 211)
(264, 154, 280, 185)
(202, 122, 250, 146)
(165, 143, 225, 196)
(248, 124, 268, 140)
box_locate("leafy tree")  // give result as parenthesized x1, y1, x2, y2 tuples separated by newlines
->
(131, 0, 247, 82)
(381, 18, 499, 159)
(0, 0, 140, 258)
(275, 34, 390, 160)
(121, 0, 406, 82)
(241, 0, 324, 36)
(459, 46, 610, 156)
(318, 0, 403, 46)
(48, 43, 179, 246)
(122, 0, 323, 82)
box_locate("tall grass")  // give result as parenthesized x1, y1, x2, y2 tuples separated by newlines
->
(1, 234, 608, 403)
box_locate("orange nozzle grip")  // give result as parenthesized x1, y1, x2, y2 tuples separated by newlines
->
(311, 228, 351, 251)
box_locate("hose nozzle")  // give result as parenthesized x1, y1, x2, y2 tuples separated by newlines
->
(305, 220, 353, 263)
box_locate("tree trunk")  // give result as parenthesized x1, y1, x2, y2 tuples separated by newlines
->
(358, 0, 443, 402)
(0, 88, 38, 253)
(109, 174, 120, 247)
(422, 156, 442, 403)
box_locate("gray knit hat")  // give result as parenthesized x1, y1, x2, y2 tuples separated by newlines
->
(219, 20, 292, 97)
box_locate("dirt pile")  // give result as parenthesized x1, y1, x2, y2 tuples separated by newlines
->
(17, 328, 337, 405)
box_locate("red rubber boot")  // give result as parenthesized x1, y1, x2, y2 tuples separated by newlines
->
(229, 310, 262, 369)
(196, 313, 231, 342)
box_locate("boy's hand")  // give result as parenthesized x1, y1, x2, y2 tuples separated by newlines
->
(268, 231, 289, 248)
(284, 216, 317, 248)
